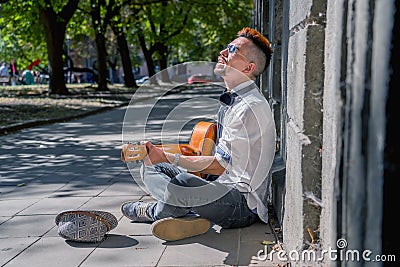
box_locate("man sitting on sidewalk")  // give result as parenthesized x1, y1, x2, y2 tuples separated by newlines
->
(121, 27, 276, 242)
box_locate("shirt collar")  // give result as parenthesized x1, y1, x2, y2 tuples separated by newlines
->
(219, 80, 256, 106)
(230, 80, 255, 93)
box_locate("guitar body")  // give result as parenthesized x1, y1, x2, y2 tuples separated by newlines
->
(122, 121, 217, 179)
(189, 121, 218, 157)
(188, 121, 217, 178)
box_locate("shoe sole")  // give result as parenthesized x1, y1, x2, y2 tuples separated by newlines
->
(151, 217, 211, 241)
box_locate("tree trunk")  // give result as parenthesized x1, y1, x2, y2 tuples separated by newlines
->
(138, 33, 157, 84)
(94, 32, 109, 91)
(157, 43, 170, 83)
(113, 25, 137, 87)
(90, 0, 109, 91)
(108, 57, 117, 84)
(39, 7, 69, 95)
(159, 57, 170, 83)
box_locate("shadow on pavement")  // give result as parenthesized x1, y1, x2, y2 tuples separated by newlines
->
(160, 225, 263, 266)
(66, 234, 139, 248)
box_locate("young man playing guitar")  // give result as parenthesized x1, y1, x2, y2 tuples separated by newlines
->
(121, 27, 276, 241)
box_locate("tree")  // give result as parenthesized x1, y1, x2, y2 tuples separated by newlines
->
(0, 0, 80, 94)
(38, 0, 80, 95)
(131, 1, 192, 82)
(0, 0, 253, 91)
(129, 0, 252, 81)
(109, 2, 137, 87)
(171, 0, 253, 62)
(85, 0, 110, 91)
(0, 2, 48, 81)
(110, 18, 137, 87)
(79, 0, 137, 90)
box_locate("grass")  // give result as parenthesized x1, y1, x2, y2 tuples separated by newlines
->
(0, 83, 137, 130)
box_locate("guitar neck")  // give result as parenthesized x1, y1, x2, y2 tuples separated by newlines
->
(121, 121, 217, 168)
(121, 143, 148, 162)
(121, 143, 203, 162)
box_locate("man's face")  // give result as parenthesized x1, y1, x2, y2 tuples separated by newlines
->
(214, 37, 251, 78)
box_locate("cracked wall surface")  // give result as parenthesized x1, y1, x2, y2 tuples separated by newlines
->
(278, 0, 394, 263)
(283, 0, 327, 253)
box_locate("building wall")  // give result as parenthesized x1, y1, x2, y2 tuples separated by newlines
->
(282, 0, 326, 252)
(258, 0, 397, 264)
(320, 0, 343, 257)
(332, 0, 395, 263)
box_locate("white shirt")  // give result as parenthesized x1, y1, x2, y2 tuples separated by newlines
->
(215, 81, 276, 223)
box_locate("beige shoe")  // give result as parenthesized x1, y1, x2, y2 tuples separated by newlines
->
(151, 217, 211, 241)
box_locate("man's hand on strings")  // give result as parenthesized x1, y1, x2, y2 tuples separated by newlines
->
(143, 141, 168, 166)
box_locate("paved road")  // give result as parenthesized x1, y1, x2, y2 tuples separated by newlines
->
(0, 84, 279, 266)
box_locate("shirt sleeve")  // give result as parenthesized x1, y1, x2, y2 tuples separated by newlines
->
(215, 142, 231, 169)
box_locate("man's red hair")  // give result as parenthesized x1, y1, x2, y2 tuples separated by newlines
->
(237, 27, 273, 68)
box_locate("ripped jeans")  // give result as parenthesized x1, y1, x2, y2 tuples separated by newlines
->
(141, 162, 258, 229)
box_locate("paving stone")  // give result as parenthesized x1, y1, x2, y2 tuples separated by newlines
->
(32, 172, 80, 183)
(0, 214, 55, 238)
(80, 235, 164, 267)
(238, 222, 278, 267)
(2, 237, 95, 267)
(0, 237, 39, 266)
(50, 179, 113, 198)
(0, 216, 11, 224)
(0, 198, 40, 216)
(0, 169, 51, 182)
(117, 215, 153, 236)
(17, 196, 92, 215)
(79, 195, 137, 213)
(98, 180, 147, 197)
(0, 186, 15, 195)
(0, 183, 67, 200)
(158, 225, 240, 266)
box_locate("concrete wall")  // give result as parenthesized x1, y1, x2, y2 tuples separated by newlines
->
(333, 0, 394, 263)
(283, 0, 326, 252)
(320, 0, 343, 257)
(262, 0, 396, 265)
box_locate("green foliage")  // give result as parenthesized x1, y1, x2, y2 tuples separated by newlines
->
(128, 0, 252, 64)
(0, 1, 47, 69)
(0, 0, 253, 72)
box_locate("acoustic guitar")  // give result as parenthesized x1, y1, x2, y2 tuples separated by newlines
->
(121, 121, 217, 178)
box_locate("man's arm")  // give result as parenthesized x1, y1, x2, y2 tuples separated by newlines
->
(143, 141, 225, 176)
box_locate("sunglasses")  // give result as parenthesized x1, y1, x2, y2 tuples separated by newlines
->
(226, 44, 240, 53)
(226, 44, 250, 61)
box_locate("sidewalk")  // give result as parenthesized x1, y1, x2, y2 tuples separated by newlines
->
(0, 84, 279, 267)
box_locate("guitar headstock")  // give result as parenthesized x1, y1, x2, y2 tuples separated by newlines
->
(121, 143, 148, 162)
